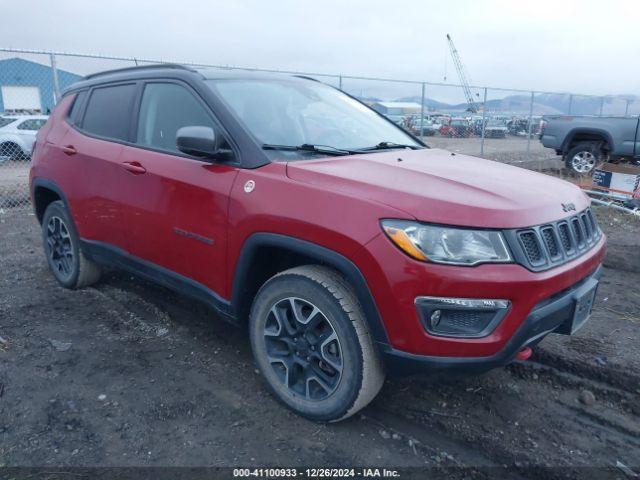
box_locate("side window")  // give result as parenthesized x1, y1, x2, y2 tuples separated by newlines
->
(82, 84, 136, 141)
(136, 83, 217, 154)
(17, 119, 46, 131)
(67, 90, 87, 126)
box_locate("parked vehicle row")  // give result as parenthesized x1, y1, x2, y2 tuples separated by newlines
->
(0, 114, 48, 162)
(391, 113, 541, 139)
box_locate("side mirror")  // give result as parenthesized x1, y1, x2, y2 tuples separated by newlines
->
(176, 126, 221, 158)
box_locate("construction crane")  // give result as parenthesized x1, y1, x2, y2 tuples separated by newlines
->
(446, 34, 478, 113)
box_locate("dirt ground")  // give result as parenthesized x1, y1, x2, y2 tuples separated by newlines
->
(0, 204, 638, 478)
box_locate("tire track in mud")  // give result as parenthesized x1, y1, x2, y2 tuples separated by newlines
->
(369, 361, 640, 477)
(531, 347, 640, 396)
(85, 284, 173, 341)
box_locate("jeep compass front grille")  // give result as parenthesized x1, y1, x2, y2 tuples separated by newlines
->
(505, 207, 601, 272)
(518, 231, 544, 265)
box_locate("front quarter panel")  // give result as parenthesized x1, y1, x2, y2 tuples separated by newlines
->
(225, 161, 412, 298)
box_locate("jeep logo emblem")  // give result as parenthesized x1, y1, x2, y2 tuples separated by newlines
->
(562, 202, 576, 212)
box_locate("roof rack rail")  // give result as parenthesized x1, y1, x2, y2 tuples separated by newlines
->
(83, 63, 196, 80)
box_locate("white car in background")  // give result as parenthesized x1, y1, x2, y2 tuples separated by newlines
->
(0, 115, 48, 162)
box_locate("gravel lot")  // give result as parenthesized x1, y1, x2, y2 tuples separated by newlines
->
(0, 203, 638, 477)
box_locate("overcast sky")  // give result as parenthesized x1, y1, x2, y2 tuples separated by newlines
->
(1, 0, 638, 97)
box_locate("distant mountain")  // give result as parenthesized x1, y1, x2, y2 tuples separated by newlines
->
(394, 93, 640, 116)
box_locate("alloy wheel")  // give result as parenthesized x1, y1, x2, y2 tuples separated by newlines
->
(263, 297, 343, 401)
(46, 216, 75, 281)
(571, 151, 596, 173)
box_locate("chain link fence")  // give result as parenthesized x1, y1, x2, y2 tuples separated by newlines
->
(1, 47, 638, 213)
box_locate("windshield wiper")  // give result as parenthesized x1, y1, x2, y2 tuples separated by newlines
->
(356, 141, 422, 152)
(262, 143, 352, 156)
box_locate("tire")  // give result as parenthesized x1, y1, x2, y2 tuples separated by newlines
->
(249, 265, 385, 422)
(41, 200, 101, 289)
(565, 143, 601, 175)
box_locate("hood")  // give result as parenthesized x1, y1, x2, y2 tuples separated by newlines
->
(285, 149, 590, 228)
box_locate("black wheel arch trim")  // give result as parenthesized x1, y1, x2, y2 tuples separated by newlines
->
(31, 178, 72, 224)
(562, 128, 613, 155)
(231, 233, 391, 348)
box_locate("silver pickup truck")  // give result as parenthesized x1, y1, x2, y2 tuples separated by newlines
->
(540, 116, 640, 174)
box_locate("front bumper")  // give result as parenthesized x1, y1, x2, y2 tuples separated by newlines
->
(382, 265, 602, 376)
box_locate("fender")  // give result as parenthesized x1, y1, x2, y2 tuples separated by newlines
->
(562, 127, 614, 154)
(231, 233, 391, 348)
(31, 177, 72, 223)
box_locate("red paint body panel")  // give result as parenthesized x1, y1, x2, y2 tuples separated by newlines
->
(117, 145, 238, 295)
(31, 94, 606, 363)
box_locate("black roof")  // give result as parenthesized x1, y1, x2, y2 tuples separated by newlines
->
(63, 63, 314, 94)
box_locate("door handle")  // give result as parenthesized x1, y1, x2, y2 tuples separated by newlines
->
(122, 161, 147, 174)
(61, 145, 77, 155)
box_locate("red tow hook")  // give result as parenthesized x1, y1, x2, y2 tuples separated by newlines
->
(516, 346, 533, 361)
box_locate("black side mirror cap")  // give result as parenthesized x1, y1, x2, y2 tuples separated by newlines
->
(176, 126, 221, 158)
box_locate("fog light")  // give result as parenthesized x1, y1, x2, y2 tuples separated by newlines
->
(415, 296, 510, 338)
(430, 310, 442, 326)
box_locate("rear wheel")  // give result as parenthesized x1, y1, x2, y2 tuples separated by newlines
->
(0, 142, 27, 162)
(41, 200, 101, 289)
(249, 265, 385, 422)
(565, 143, 602, 175)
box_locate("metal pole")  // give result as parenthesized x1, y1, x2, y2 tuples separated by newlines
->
(49, 52, 61, 105)
(526, 91, 534, 158)
(599, 97, 604, 116)
(338, 75, 343, 91)
(625, 99, 630, 117)
(568, 94, 573, 115)
(419, 83, 425, 140)
(480, 87, 487, 157)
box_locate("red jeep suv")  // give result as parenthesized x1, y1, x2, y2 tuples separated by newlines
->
(30, 65, 605, 421)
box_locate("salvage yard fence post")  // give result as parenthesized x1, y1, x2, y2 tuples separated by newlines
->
(420, 82, 425, 141)
(526, 91, 534, 160)
(568, 94, 573, 115)
(49, 52, 61, 104)
(599, 97, 604, 117)
(480, 87, 487, 157)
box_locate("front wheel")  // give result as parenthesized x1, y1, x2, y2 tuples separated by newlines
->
(565, 143, 602, 175)
(249, 265, 385, 422)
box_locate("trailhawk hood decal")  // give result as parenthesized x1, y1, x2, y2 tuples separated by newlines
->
(285, 149, 590, 229)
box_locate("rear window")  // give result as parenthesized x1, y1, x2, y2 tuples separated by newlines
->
(82, 84, 136, 141)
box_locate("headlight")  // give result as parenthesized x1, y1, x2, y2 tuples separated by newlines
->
(381, 220, 512, 266)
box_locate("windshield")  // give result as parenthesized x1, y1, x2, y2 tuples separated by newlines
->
(0, 117, 17, 128)
(207, 79, 421, 159)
